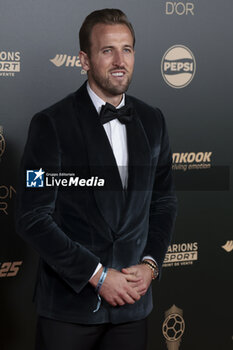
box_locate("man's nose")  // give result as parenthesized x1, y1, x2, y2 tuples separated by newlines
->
(112, 50, 124, 66)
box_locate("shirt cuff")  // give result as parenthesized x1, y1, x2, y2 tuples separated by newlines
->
(142, 256, 158, 268)
(89, 262, 103, 280)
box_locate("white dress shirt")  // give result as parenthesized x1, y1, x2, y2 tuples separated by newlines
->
(86, 82, 157, 279)
(87, 82, 128, 189)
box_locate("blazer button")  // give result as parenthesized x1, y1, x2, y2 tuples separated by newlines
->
(136, 238, 141, 245)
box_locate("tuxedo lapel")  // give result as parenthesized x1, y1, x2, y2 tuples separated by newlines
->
(73, 83, 125, 233)
(126, 95, 152, 192)
(116, 95, 152, 235)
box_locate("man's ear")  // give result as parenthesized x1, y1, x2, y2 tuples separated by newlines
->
(79, 51, 90, 72)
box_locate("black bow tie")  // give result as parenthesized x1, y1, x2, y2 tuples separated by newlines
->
(100, 102, 134, 125)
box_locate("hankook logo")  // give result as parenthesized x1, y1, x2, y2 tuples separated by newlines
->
(161, 45, 196, 88)
(0, 126, 6, 158)
(50, 54, 86, 74)
(0, 51, 20, 77)
(172, 152, 212, 171)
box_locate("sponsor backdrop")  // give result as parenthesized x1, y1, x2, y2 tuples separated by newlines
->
(0, 0, 232, 349)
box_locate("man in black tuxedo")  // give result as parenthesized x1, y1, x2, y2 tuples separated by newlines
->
(16, 8, 177, 350)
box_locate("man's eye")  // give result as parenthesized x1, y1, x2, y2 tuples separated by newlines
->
(123, 48, 132, 53)
(103, 49, 112, 54)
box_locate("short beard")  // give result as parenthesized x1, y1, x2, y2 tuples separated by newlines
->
(89, 66, 132, 96)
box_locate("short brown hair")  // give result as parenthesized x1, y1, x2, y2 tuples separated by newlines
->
(79, 8, 135, 55)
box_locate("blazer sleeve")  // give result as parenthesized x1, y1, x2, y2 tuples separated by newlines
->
(142, 109, 177, 275)
(15, 113, 100, 294)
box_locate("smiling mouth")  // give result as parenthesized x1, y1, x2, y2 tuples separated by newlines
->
(111, 71, 126, 77)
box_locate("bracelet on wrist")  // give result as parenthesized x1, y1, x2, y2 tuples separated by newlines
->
(93, 267, 108, 313)
(141, 260, 159, 280)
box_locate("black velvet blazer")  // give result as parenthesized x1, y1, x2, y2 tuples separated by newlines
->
(15, 82, 177, 324)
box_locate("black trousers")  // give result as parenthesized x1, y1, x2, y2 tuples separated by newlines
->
(35, 316, 148, 350)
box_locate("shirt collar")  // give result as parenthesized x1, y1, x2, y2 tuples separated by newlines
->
(86, 81, 125, 115)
